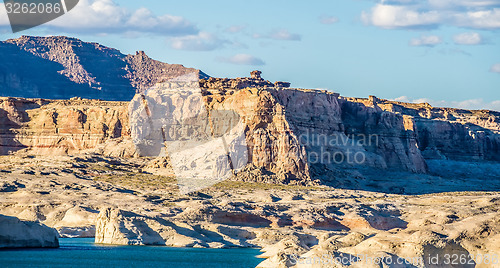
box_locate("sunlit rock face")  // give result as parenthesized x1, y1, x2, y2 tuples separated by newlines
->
(130, 74, 248, 194)
(1, 84, 499, 187)
(0, 35, 498, 186)
(0, 214, 59, 248)
(0, 97, 132, 156)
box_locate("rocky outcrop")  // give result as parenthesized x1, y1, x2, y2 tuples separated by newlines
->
(95, 207, 166, 245)
(0, 97, 133, 156)
(0, 214, 59, 248)
(0, 36, 202, 101)
(0, 34, 499, 184)
(352, 97, 500, 162)
(1, 85, 499, 184)
(338, 97, 428, 173)
(203, 85, 430, 183)
(124, 51, 208, 92)
(94, 207, 258, 247)
(0, 153, 499, 266)
(199, 70, 289, 90)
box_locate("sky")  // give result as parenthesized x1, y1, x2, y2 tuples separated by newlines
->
(0, 0, 499, 111)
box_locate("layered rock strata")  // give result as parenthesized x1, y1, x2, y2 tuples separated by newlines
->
(1, 84, 499, 184)
(0, 97, 132, 156)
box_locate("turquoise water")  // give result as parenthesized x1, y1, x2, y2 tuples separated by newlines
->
(0, 238, 263, 268)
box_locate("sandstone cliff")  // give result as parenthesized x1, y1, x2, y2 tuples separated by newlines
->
(0, 97, 133, 156)
(1, 81, 499, 185)
(0, 36, 204, 101)
(0, 214, 59, 248)
(0, 35, 498, 184)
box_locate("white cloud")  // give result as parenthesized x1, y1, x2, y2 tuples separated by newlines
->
(453, 32, 483, 45)
(217, 54, 265, 66)
(319, 15, 339, 25)
(362, 1, 500, 30)
(0, 0, 197, 35)
(170, 32, 228, 51)
(254, 29, 302, 41)
(453, 8, 500, 29)
(491, 63, 500, 73)
(427, 0, 500, 10)
(409, 35, 443, 46)
(393, 96, 500, 111)
(362, 4, 441, 29)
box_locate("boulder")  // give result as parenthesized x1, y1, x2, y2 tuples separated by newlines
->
(0, 214, 59, 248)
(95, 207, 165, 245)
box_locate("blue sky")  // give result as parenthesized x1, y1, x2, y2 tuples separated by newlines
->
(1, 0, 499, 110)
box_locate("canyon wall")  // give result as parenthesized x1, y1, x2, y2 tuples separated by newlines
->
(0, 35, 498, 184)
(1, 85, 499, 185)
(1, 86, 499, 184)
(0, 97, 131, 156)
(368, 97, 500, 162)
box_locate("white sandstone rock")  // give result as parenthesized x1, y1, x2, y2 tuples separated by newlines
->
(0, 214, 59, 248)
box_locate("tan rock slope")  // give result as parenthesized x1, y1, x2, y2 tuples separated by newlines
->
(0, 156, 499, 266)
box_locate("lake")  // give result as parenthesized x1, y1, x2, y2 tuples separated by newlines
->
(0, 238, 263, 268)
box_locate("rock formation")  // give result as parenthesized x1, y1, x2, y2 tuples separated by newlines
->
(1, 36, 499, 267)
(0, 152, 499, 266)
(0, 37, 498, 185)
(0, 214, 59, 248)
(95, 207, 166, 245)
(0, 97, 133, 156)
(0, 36, 204, 101)
(199, 70, 290, 90)
(1, 85, 499, 185)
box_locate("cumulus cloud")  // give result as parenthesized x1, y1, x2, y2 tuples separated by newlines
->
(217, 54, 265, 66)
(491, 63, 500, 74)
(409, 35, 443, 46)
(362, 1, 500, 30)
(254, 29, 302, 41)
(361, 4, 441, 29)
(453, 9, 500, 29)
(393, 96, 500, 111)
(453, 32, 483, 44)
(319, 15, 339, 25)
(170, 32, 228, 51)
(0, 0, 197, 35)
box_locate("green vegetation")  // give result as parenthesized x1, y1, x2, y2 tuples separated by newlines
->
(210, 180, 323, 192)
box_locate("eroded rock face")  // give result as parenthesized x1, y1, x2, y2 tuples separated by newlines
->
(199, 70, 285, 90)
(0, 214, 59, 248)
(95, 207, 165, 245)
(373, 99, 500, 162)
(94, 207, 257, 247)
(0, 97, 132, 156)
(204, 87, 430, 183)
(1, 86, 499, 185)
(339, 98, 428, 173)
(0, 36, 201, 101)
(1, 36, 497, 184)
